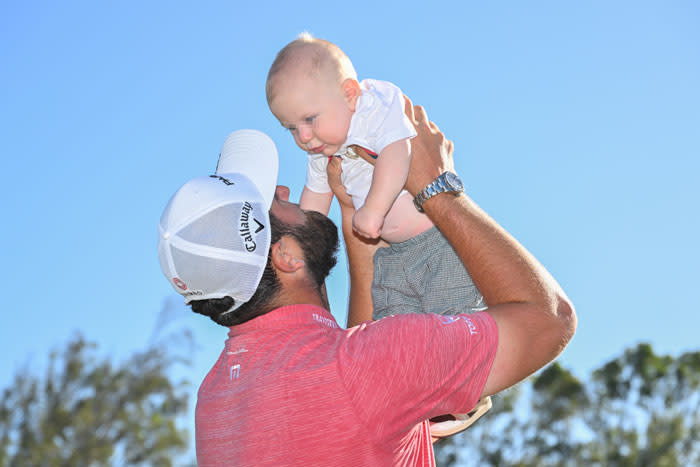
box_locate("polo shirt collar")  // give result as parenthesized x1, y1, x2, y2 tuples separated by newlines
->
(228, 304, 339, 336)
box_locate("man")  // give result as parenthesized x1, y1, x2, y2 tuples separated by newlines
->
(158, 102, 576, 466)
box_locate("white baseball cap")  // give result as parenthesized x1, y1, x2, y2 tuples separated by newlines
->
(158, 130, 279, 308)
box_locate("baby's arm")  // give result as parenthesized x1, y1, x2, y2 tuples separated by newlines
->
(300, 186, 334, 215)
(352, 138, 411, 238)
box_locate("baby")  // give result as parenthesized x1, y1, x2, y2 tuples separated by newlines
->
(266, 33, 431, 242)
(266, 34, 491, 439)
(266, 34, 486, 317)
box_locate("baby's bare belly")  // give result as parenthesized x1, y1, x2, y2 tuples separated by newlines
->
(380, 192, 434, 243)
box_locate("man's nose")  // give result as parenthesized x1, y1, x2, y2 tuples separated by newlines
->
(275, 185, 290, 201)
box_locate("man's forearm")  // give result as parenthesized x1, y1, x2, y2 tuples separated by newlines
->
(340, 192, 382, 327)
(326, 156, 383, 327)
(423, 192, 555, 309)
(423, 190, 576, 395)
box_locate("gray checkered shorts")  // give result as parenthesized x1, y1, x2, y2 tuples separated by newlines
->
(372, 226, 486, 320)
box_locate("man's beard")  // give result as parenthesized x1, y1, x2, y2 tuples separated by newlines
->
(271, 210, 339, 288)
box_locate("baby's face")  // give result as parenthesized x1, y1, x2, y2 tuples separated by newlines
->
(269, 69, 354, 157)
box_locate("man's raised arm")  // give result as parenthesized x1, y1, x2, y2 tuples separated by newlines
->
(403, 101, 576, 396)
(327, 156, 384, 327)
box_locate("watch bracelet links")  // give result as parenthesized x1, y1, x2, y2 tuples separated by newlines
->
(413, 177, 446, 212)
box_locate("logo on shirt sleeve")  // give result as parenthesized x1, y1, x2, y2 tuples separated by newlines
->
(438, 315, 459, 325)
(463, 317, 478, 335)
(230, 364, 241, 380)
(437, 315, 478, 335)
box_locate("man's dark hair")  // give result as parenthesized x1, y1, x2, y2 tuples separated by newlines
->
(190, 210, 338, 327)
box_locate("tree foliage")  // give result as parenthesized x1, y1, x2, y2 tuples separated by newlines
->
(0, 333, 190, 466)
(435, 343, 700, 466)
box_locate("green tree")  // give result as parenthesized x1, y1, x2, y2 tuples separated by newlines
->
(435, 343, 700, 466)
(0, 333, 190, 466)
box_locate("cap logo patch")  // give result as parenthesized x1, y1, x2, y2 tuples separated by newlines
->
(209, 174, 235, 186)
(253, 218, 264, 234)
(239, 201, 262, 252)
(173, 277, 187, 290)
(183, 289, 203, 298)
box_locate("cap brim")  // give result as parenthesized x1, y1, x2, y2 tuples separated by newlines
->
(216, 129, 279, 208)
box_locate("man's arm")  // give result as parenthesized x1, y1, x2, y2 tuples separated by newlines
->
(327, 156, 385, 327)
(404, 102, 576, 396)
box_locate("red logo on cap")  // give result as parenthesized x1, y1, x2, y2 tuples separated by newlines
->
(173, 277, 187, 291)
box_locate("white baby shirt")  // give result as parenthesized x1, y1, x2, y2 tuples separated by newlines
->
(305, 79, 416, 209)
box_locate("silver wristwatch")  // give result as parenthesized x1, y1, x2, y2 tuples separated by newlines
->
(413, 171, 464, 212)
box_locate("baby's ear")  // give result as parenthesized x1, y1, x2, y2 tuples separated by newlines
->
(342, 79, 361, 110)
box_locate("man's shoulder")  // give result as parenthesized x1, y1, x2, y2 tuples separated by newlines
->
(343, 312, 497, 354)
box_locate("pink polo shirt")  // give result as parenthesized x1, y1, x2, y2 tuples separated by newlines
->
(195, 305, 497, 466)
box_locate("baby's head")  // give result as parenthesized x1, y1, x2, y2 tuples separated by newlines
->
(266, 34, 361, 157)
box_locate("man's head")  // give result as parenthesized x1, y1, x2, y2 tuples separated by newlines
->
(266, 33, 361, 157)
(190, 205, 339, 327)
(158, 130, 339, 327)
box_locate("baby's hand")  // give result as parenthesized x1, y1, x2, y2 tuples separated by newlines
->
(352, 206, 384, 239)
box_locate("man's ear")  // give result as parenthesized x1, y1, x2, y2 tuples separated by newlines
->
(342, 78, 361, 111)
(270, 237, 306, 273)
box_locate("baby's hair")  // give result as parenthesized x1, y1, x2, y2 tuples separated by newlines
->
(266, 33, 357, 104)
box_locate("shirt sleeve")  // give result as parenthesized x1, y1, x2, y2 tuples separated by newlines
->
(345, 79, 417, 154)
(337, 312, 497, 443)
(305, 156, 332, 194)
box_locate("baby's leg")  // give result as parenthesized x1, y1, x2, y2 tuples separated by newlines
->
(371, 227, 485, 320)
(371, 244, 422, 320)
(412, 227, 485, 316)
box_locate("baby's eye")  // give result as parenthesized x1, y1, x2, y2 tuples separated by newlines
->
(304, 115, 316, 124)
(286, 125, 296, 132)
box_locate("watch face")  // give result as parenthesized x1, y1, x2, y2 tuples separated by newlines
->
(444, 172, 464, 191)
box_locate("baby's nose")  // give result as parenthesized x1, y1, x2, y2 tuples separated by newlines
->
(297, 126, 313, 143)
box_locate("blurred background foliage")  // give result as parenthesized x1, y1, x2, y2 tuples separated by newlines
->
(2, 334, 698, 466)
(0, 331, 192, 466)
(435, 343, 700, 466)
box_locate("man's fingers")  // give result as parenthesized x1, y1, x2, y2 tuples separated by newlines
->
(328, 155, 342, 169)
(402, 98, 439, 136)
(327, 155, 342, 176)
(414, 105, 428, 124)
(403, 95, 415, 122)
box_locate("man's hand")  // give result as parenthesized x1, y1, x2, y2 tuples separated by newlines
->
(327, 156, 353, 208)
(402, 98, 456, 196)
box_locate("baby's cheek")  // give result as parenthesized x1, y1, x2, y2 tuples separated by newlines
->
(293, 137, 306, 150)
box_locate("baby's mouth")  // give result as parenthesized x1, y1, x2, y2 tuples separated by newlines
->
(308, 144, 326, 154)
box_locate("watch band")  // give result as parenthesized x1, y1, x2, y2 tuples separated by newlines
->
(413, 171, 464, 212)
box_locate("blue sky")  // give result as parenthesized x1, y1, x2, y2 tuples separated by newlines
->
(2, 0, 698, 455)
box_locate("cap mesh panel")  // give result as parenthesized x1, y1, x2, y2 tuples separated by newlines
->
(178, 203, 242, 252)
(178, 202, 268, 258)
(170, 245, 262, 301)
